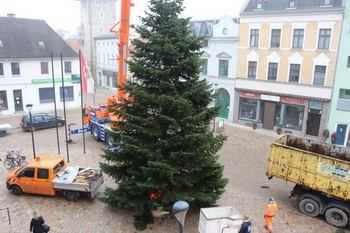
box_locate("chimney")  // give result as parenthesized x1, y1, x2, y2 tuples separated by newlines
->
(7, 13, 15, 18)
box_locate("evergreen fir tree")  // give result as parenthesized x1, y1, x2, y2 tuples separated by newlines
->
(99, 0, 228, 230)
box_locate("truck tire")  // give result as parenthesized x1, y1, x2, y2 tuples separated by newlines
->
(11, 185, 23, 196)
(107, 134, 115, 147)
(66, 191, 80, 202)
(325, 208, 348, 228)
(92, 125, 100, 141)
(299, 198, 320, 217)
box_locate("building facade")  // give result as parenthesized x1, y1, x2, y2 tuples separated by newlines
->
(328, 0, 350, 146)
(0, 16, 80, 116)
(77, 0, 117, 77)
(190, 15, 239, 122)
(235, 0, 344, 140)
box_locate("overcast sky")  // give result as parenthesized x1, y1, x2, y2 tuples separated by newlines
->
(0, 0, 246, 34)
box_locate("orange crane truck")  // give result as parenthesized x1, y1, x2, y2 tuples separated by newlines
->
(6, 156, 104, 202)
(68, 0, 134, 147)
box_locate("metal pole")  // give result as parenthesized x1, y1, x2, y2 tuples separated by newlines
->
(29, 112, 36, 159)
(60, 52, 70, 163)
(79, 51, 86, 153)
(51, 52, 60, 154)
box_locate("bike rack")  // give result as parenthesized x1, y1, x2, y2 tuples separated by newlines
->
(0, 207, 11, 225)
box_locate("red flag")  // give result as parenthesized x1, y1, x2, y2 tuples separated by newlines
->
(81, 55, 95, 93)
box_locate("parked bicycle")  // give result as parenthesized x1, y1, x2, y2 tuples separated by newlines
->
(3, 150, 28, 169)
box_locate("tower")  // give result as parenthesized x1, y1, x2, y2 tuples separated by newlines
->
(76, 0, 117, 76)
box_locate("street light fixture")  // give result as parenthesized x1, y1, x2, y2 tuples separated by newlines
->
(172, 201, 189, 233)
(26, 103, 36, 159)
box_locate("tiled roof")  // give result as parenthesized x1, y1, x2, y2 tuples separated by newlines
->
(241, 0, 344, 15)
(0, 17, 78, 59)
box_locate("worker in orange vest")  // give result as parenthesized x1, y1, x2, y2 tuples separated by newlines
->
(264, 197, 278, 232)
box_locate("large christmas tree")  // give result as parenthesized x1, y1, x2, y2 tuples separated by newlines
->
(99, 0, 228, 230)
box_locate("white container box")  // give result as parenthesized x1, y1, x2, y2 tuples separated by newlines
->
(198, 206, 243, 233)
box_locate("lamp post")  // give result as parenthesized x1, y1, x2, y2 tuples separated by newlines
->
(172, 201, 189, 233)
(26, 104, 36, 158)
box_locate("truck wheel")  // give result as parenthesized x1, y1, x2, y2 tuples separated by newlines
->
(325, 208, 348, 228)
(66, 191, 80, 202)
(107, 134, 115, 147)
(11, 185, 23, 196)
(299, 198, 320, 217)
(92, 125, 100, 141)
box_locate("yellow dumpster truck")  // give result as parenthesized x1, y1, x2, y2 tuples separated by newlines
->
(267, 134, 350, 228)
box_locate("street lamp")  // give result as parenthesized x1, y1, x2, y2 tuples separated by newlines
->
(172, 201, 189, 233)
(26, 104, 36, 158)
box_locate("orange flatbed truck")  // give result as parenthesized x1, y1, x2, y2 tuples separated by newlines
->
(6, 156, 104, 202)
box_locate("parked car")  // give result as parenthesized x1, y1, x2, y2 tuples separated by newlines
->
(20, 113, 65, 131)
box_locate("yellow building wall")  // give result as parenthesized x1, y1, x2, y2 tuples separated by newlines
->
(237, 17, 342, 87)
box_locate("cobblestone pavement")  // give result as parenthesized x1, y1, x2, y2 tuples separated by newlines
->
(0, 88, 348, 233)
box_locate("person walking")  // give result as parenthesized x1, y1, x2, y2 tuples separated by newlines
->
(239, 214, 252, 233)
(30, 210, 45, 233)
(264, 197, 277, 232)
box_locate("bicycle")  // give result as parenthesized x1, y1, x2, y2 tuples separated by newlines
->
(3, 150, 28, 169)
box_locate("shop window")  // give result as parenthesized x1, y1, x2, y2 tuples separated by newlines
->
(239, 97, 263, 122)
(289, 64, 300, 83)
(39, 87, 54, 103)
(201, 59, 208, 75)
(313, 65, 326, 85)
(0, 90, 8, 110)
(219, 60, 228, 77)
(11, 62, 20, 75)
(41, 62, 49, 74)
(0, 63, 3, 76)
(60, 86, 74, 101)
(268, 63, 278, 81)
(292, 29, 304, 49)
(64, 61, 71, 74)
(248, 61, 257, 79)
(250, 29, 259, 47)
(318, 29, 331, 49)
(274, 103, 304, 130)
(270, 29, 281, 48)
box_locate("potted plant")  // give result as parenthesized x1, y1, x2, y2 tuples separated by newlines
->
(252, 121, 257, 130)
(276, 126, 282, 135)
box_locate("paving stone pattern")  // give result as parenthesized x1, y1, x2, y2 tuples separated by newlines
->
(0, 89, 347, 233)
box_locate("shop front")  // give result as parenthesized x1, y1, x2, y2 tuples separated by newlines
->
(235, 91, 328, 138)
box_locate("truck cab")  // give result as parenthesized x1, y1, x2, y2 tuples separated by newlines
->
(6, 157, 66, 196)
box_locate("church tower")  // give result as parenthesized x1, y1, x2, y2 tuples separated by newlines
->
(76, 0, 117, 75)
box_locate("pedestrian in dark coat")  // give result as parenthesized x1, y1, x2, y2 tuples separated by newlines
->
(30, 210, 45, 233)
(239, 214, 252, 233)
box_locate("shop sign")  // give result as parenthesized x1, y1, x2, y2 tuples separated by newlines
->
(280, 96, 305, 106)
(32, 77, 72, 84)
(240, 92, 261, 99)
(261, 94, 280, 102)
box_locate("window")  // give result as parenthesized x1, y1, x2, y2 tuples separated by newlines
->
(256, 3, 262, 10)
(0, 63, 3, 76)
(219, 60, 228, 77)
(64, 61, 71, 73)
(337, 89, 350, 111)
(100, 12, 104, 18)
(239, 97, 264, 121)
(203, 40, 208, 47)
(41, 62, 49, 74)
(288, 0, 296, 8)
(250, 29, 259, 47)
(222, 28, 228, 35)
(268, 63, 278, 81)
(339, 89, 350, 99)
(105, 0, 109, 6)
(274, 103, 304, 130)
(270, 29, 281, 48)
(347, 56, 350, 67)
(20, 168, 35, 178)
(201, 59, 208, 75)
(0, 90, 8, 110)
(39, 87, 54, 103)
(38, 169, 49, 179)
(11, 62, 20, 75)
(53, 161, 65, 174)
(292, 29, 304, 49)
(289, 64, 300, 83)
(318, 29, 331, 49)
(313, 65, 326, 85)
(248, 61, 257, 79)
(323, 0, 331, 5)
(95, 0, 99, 5)
(60, 86, 74, 101)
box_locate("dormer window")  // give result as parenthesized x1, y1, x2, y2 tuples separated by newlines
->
(256, 3, 262, 10)
(0, 40, 3, 47)
(322, 0, 332, 6)
(288, 0, 296, 8)
(38, 41, 45, 47)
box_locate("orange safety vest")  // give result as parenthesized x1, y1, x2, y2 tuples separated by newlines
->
(264, 203, 277, 217)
